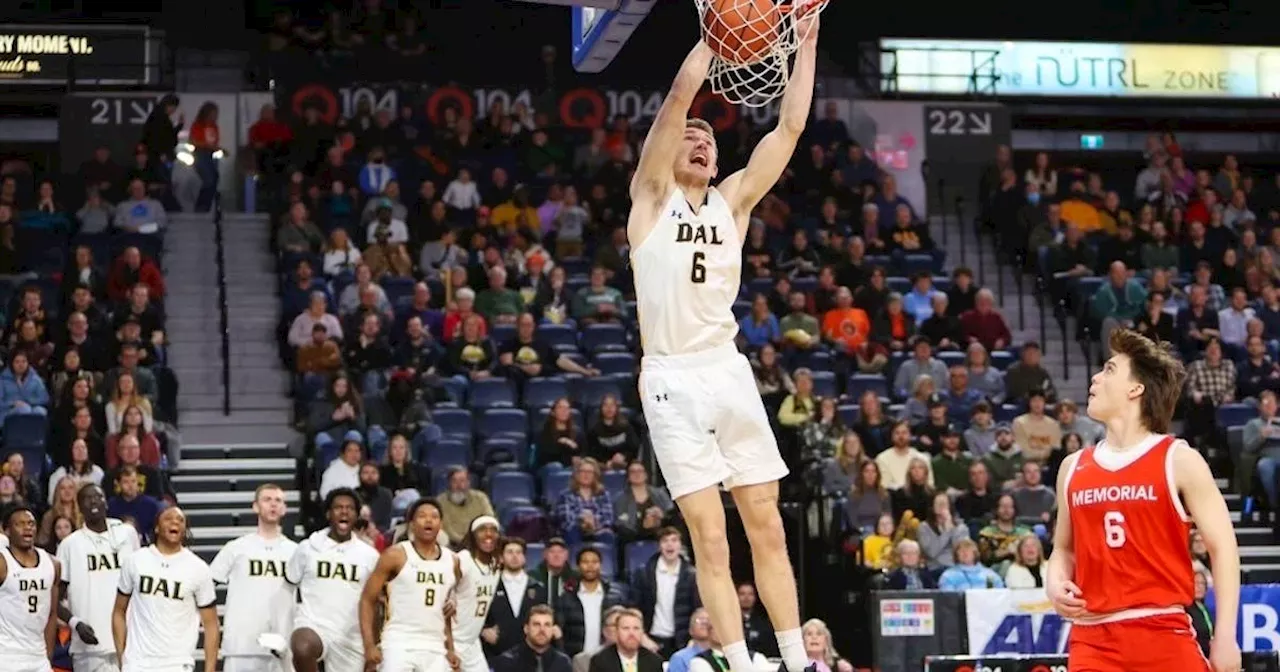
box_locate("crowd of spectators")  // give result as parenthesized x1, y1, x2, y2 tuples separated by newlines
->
(0, 165, 181, 557)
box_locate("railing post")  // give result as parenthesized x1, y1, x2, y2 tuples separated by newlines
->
(935, 174, 948, 247)
(1013, 255, 1026, 331)
(1061, 302, 1072, 381)
(954, 196, 968, 267)
(1037, 279, 1048, 352)
(214, 195, 231, 416)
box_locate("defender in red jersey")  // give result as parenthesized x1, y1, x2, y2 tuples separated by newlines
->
(1047, 330, 1240, 672)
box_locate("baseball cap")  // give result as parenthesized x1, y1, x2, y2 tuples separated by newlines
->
(546, 537, 568, 549)
(995, 423, 1013, 434)
(927, 394, 947, 409)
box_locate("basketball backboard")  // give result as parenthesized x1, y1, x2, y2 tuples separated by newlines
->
(517, 0, 657, 73)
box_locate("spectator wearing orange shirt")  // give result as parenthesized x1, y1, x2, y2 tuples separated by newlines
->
(823, 286, 871, 356)
(188, 101, 222, 212)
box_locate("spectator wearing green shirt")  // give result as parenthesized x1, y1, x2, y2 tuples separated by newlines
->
(475, 265, 524, 326)
(778, 290, 820, 351)
(1092, 261, 1147, 357)
(930, 430, 972, 496)
(573, 266, 626, 325)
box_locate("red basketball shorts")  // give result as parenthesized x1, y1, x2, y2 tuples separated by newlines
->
(1067, 612, 1210, 672)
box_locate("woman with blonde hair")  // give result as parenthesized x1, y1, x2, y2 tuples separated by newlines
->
(800, 618, 855, 672)
(37, 476, 82, 547)
(552, 456, 614, 545)
(105, 370, 154, 434)
(1004, 534, 1047, 588)
(322, 227, 362, 278)
(822, 432, 866, 494)
(899, 374, 936, 423)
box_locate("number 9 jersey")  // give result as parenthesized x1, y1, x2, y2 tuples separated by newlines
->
(1064, 434, 1195, 618)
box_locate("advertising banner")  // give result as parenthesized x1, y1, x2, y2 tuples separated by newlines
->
(964, 589, 1071, 656)
(278, 79, 780, 134)
(1209, 584, 1280, 652)
(871, 590, 967, 672)
(0, 24, 152, 85)
(925, 655, 1067, 672)
(881, 38, 1280, 99)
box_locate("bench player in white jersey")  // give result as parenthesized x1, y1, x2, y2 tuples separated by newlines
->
(57, 483, 141, 672)
(112, 506, 220, 672)
(209, 484, 298, 672)
(626, 7, 822, 672)
(451, 516, 501, 672)
(359, 498, 460, 672)
(287, 487, 380, 672)
(0, 503, 60, 672)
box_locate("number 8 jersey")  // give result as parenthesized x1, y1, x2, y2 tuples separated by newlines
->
(382, 542, 456, 654)
(1064, 434, 1195, 619)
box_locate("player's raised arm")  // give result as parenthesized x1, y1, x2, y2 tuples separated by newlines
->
(1046, 452, 1087, 619)
(1175, 446, 1242, 672)
(359, 546, 403, 667)
(720, 8, 819, 225)
(630, 40, 716, 202)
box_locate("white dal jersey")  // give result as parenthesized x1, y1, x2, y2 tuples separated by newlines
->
(631, 187, 741, 356)
(57, 519, 140, 655)
(381, 541, 456, 653)
(453, 549, 500, 644)
(285, 529, 378, 645)
(116, 545, 216, 670)
(0, 546, 55, 663)
(209, 532, 298, 656)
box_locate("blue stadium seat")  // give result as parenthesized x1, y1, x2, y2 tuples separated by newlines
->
(478, 408, 529, 440)
(580, 323, 628, 353)
(433, 408, 474, 440)
(990, 350, 1016, 370)
(541, 468, 572, 504)
(489, 471, 536, 506)
(525, 542, 546, 568)
(560, 257, 590, 276)
(886, 277, 911, 294)
(746, 277, 773, 296)
(847, 374, 889, 400)
(902, 254, 935, 277)
(793, 349, 833, 372)
(593, 352, 637, 376)
(469, 378, 517, 409)
(477, 437, 526, 467)
(490, 323, 517, 346)
(536, 323, 579, 352)
(296, 375, 326, 402)
(602, 470, 626, 498)
(524, 377, 569, 409)
(792, 276, 817, 295)
(996, 404, 1022, 424)
(499, 504, 544, 530)
(625, 540, 659, 574)
(732, 301, 751, 320)
(865, 255, 893, 269)
(573, 377, 624, 409)
(811, 371, 838, 399)
(381, 276, 415, 306)
(3, 413, 47, 454)
(423, 440, 470, 473)
(1217, 403, 1257, 429)
(937, 351, 965, 369)
(837, 404, 860, 426)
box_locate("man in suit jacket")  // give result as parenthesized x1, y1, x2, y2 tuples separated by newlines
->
(587, 608, 663, 672)
(573, 606, 625, 672)
(493, 604, 574, 672)
(556, 547, 624, 656)
(629, 527, 700, 656)
(485, 537, 550, 659)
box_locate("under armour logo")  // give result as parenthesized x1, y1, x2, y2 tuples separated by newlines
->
(670, 210, 682, 220)
(654, 394, 668, 402)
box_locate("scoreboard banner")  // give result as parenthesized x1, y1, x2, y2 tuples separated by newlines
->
(0, 24, 152, 85)
(275, 79, 780, 134)
(965, 589, 1071, 656)
(925, 655, 1066, 672)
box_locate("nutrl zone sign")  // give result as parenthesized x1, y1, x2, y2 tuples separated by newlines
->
(0, 24, 154, 85)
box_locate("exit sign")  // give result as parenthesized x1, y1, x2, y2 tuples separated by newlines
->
(1080, 134, 1105, 150)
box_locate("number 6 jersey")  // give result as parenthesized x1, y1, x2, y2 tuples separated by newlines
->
(1064, 433, 1195, 620)
(381, 542, 456, 653)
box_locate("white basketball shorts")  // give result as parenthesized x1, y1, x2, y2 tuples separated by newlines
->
(455, 641, 489, 672)
(71, 653, 120, 672)
(639, 342, 789, 500)
(222, 655, 285, 672)
(380, 648, 450, 672)
(7, 656, 52, 672)
(120, 664, 190, 672)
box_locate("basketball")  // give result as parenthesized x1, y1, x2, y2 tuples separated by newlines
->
(701, 0, 781, 66)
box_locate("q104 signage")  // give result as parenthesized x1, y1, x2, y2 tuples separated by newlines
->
(279, 81, 780, 134)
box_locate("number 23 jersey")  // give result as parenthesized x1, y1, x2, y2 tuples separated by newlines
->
(1064, 433, 1195, 617)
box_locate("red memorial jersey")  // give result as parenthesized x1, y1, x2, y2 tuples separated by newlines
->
(1065, 433, 1195, 618)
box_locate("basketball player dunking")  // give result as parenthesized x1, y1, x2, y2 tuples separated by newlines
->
(1048, 330, 1241, 672)
(0, 503, 60, 672)
(359, 498, 461, 672)
(628, 9, 820, 672)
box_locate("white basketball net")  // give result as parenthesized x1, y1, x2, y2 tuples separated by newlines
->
(693, 0, 826, 108)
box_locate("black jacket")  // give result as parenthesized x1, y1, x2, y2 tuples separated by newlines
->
(742, 608, 778, 657)
(484, 573, 549, 659)
(587, 644, 664, 672)
(493, 641, 573, 672)
(555, 579, 624, 656)
(628, 556, 700, 648)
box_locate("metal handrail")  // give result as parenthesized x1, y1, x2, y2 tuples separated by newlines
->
(213, 195, 231, 415)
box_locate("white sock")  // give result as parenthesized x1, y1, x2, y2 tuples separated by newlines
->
(777, 627, 808, 671)
(723, 640, 756, 672)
